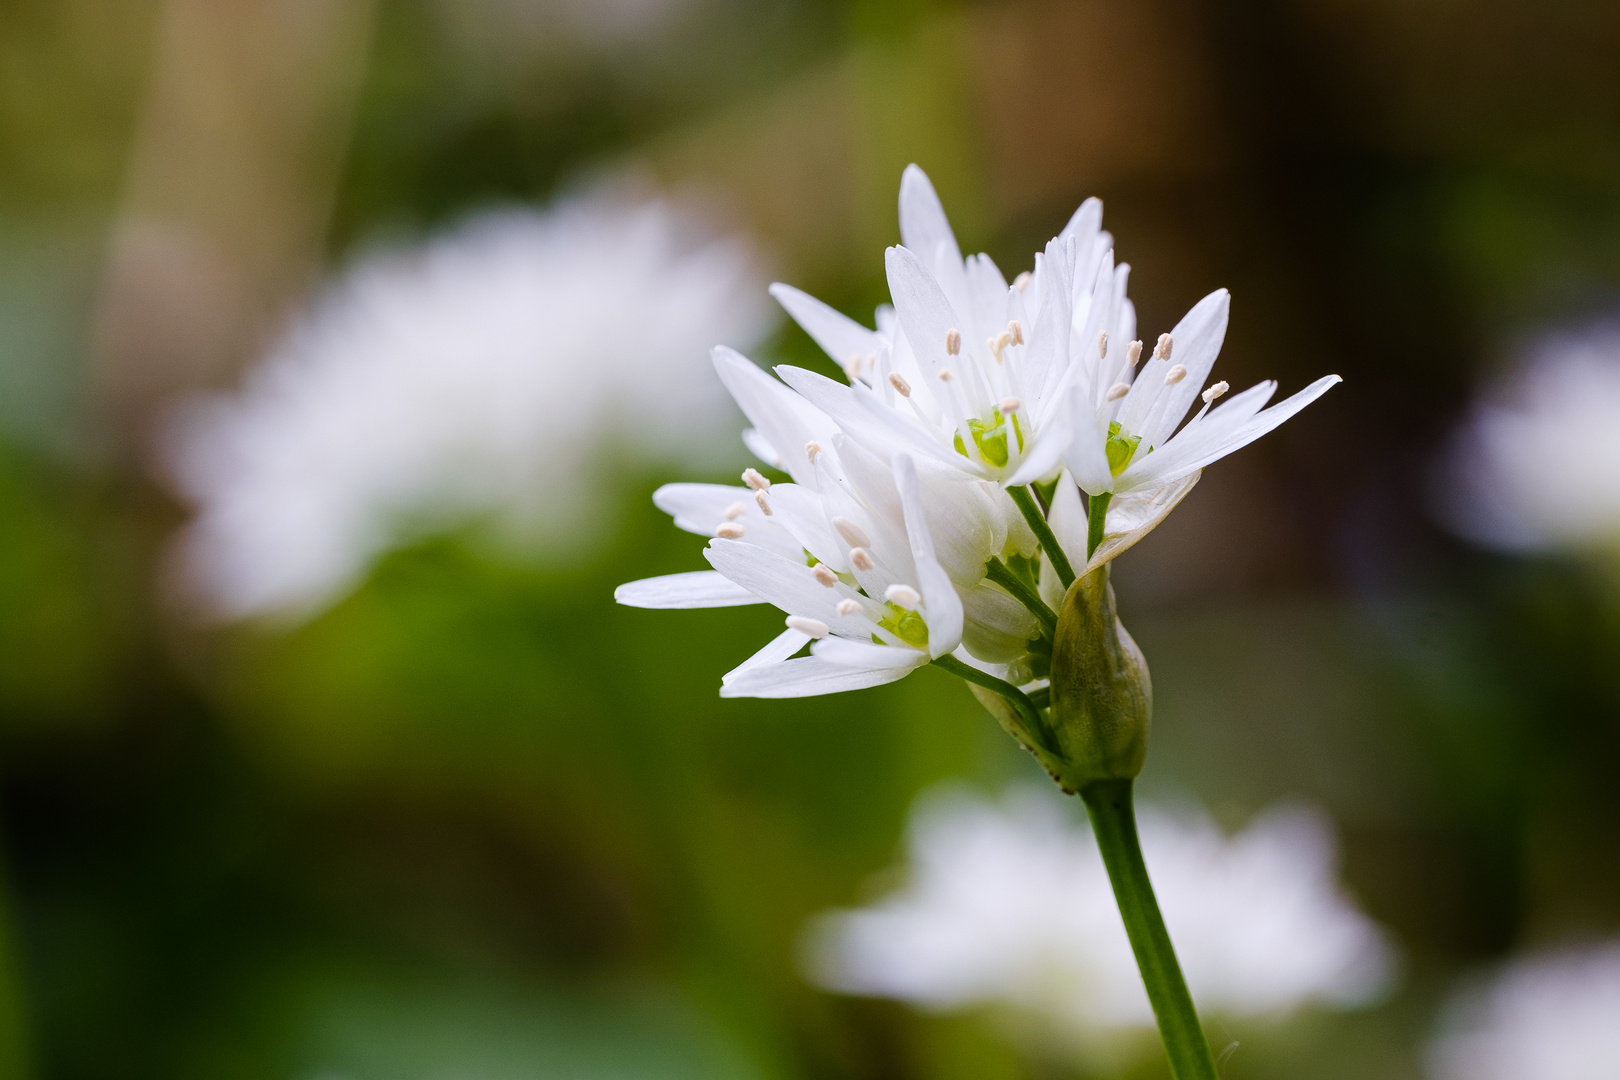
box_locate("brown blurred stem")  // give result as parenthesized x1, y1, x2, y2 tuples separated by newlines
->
(1081, 779, 1218, 1080)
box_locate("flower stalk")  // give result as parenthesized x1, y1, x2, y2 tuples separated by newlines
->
(1081, 779, 1220, 1080)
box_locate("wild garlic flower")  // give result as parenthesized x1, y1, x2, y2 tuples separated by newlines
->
(802, 786, 1397, 1045)
(619, 166, 1338, 701)
(1427, 941, 1620, 1080)
(165, 192, 770, 621)
(771, 166, 1339, 545)
(1438, 322, 1620, 556)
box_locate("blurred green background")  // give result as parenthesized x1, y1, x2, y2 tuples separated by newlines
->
(3, 0, 1620, 1077)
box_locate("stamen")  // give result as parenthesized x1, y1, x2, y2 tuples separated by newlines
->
(1012, 271, 1032, 291)
(1008, 320, 1024, 345)
(885, 584, 921, 610)
(844, 354, 863, 378)
(831, 516, 872, 549)
(938, 368, 954, 382)
(1164, 364, 1188, 386)
(835, 598, 861, 616)
(806, 440, 822, 463)
(724, 502, 746, 520)
(1155, 333, 1174, 360)
(849, 547, 875, 572)
(716, 522, 746, 539)
(999, 396, 1021, 413)
(754, 490, 773, 516)
(1127, 340, 1143, 366)
(888, 372, 912, 397)
(945, 328, 961, 356)
(1201, 380, 1230, 404)
(1097, 331, 1109, 359)
(1106, 382, 1130, 402)
(987, 331, 1010, 363)
(786, 615, 829, 639)
(741, 468, 770, 491)
(812, 564, 839, 587)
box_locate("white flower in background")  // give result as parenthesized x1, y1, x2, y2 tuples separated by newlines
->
(803, 786, 1396, 1043)
(617, 165, 1338, 698)
(165, 192, 772, 621)
(1438, 322, 1620, 554)
(1426, 941, 1620, 1080)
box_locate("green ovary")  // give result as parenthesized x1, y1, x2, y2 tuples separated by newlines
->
(879, 603, 930, 648)
(953, 409, 1025, 468)
(1105, 421, 1141, 476)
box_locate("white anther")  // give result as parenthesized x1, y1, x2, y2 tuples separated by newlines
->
(1155, 332, 1174, 360)
(938, 368, 954, 382)
(716, 521, 746, 539)
(724, 502, 746, 520)
(1127, 340, 1143, 366)
(836, 598, 861, 617)
(831, 516, 872, 549)
(812, 564, 840, 587)
(754, 490, 773, 516)
(806, 440, 822, 463)
(884, 584, 921, 610)
(1201, 380, 1230, 404)
(888, 372, 912, 397)
(999, 396, 1021, 413)
(988, 330, 1011, 360)
(1097, 332, 1109, 359)
(1163, 364, 1188, 386)
(741, 467, 770, 491)
(786, 615, 829, 639)
(945, 328, 962, 355)
(1013, 271, 1032, 291)
(849, 547, 875, 572)
(1106, 382, 1131, 402)
(1008, 320, 1024, 345)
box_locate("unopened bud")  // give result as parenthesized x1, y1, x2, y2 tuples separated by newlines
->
(1047, 566, 1151, 788)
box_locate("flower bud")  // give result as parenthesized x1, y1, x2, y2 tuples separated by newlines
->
(1046, 565, 1151, 789)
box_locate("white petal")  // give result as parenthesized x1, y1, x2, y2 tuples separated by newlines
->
(719, 654, 918, 698)
(812, 636, 930, 670)
(775, 364, 966, 471)
(740, 427, 783, 469)
(712, 346, 836, 489)
(1082, 472, 1202, 574)
(894, 453, 964, 657)
(722, 626, 811, 684)
(704, 539, 875, 637)
(1139, 289, 1231, 449)
(769, 283, 883, 374)
(765, 482, 849, 572)
(898, 165, 964, 285)
(614, 571, 762, 608)
(885, 245, 967, 384)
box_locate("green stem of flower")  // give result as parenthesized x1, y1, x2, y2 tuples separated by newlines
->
(931, 654, 1053, 752)
(1008, 485, 1076, 591)
(983, 559, 1058, 635)
(1080, 779, 1219, 1080)
(1086, 490, 1113, 560)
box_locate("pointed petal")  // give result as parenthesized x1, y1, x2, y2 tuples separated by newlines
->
(719, 654, 919, 698)
(812, 636, 931, 670)
(712, 346, 835, 488)
(769, 283, 882, 373)
(614, 571, 763, 608)
(1082, 472, 1202, 574)
(894, 453, 964, 657)
(704, 540, 875, 637)
(1139, 289, 1231, 448)
(740, 427, 783, 469)
(1132, 374, 1342, 486)
(898, 165, 963, 278)
(722, 627, 811, 685)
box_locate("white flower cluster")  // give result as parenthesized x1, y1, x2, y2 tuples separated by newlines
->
(1427, 941, 1620, 1080)
(619, 165, 1338, 696)
(1439, 322, 1620, 556)
(802, 786, 1395, 1040)
(166, 193, 772, 621)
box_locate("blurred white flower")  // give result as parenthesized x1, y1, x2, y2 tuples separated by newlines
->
(164, 191, 773, 621)
(1427, 941, 1620, 1080)
(803, 786, 1395, 1046)
(1438, 322, 1620, 553)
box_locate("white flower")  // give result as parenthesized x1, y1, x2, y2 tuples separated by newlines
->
(770, 166, 1339, 528)
(164, 191, 772, 621)
(802, 785, 1396, 1045)
(1426, 941, 1620, 1080)
(1438, 322, 1620, 554)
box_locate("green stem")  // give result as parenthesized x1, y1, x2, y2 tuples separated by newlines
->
(931, 654, 1052, 751)
(983, 559, 1057, 635)
(1080, 780, 1218, 1080)
(1008, 485, 1076, 591)
(1086, 490, 1113, 560)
